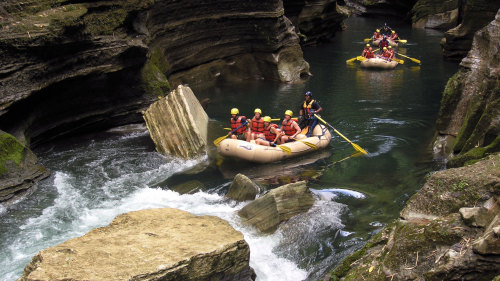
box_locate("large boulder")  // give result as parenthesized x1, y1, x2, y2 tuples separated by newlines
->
(226, 173, 260, 202)
(238, 181, 314, 233)
(18, 208, 254, 281)
(435, 9, 500, 167)
(0, 131, 49, 205)
(143, 85, 208, 159)
(327, 155, 500, 281)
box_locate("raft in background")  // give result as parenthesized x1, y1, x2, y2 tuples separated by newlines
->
(372, 38, 398, 47)
(360, 57, 398, 69)
(217, 124, 332, 163)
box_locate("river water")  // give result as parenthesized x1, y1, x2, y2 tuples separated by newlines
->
(0, 17, 458, 281)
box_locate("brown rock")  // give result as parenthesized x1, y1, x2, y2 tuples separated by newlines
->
(226, 173, 260, 202)
(18, 208, 254, 281)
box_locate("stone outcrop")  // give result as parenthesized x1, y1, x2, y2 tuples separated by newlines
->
(284, 0, 349, 46)
(143, 85, 208, 159)
(19, 208, 255, 281)
(226, 173, 260, 202)
(238, 181, 314, 233)
(440, 1, 500, 60)
(345, 0, 418, 19)
(0, 130, 49, 205)
(327, 155, 500, 281)
(435, 10, 500, 167)
(411, 0, 459, 30)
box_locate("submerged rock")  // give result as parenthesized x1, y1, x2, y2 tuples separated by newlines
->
(18, 208, 254, 281)
(143, 85, 208, 159)
(226, 173, 260, 202)
(238, 181, 314, 233)
(327, 155, 500, 281)
(0, 131, 49, 205)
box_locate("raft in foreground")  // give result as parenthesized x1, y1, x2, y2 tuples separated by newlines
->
(217, 124, 331, 163)
(360, 57, 398, 69)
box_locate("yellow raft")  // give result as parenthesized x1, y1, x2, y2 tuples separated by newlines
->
(217, 124, 331, 163)
(360, 57, 398, 69)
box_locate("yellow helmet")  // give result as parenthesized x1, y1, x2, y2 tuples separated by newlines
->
(230, 108, 239, 115)
(388, 46, 392, 49)
(392, 30, 395, 33)
(285, 110, 293, 117)
(254, 108, 262, 114)
(263, 116, 271, 123)
(383, 47, 387, 50)
(366, 43, 370, 47)
(376, 29, 380, 32)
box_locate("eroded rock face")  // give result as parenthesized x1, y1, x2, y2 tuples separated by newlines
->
(440, 1, 500, 60)
(143, 85, 208, 159)
(435, 10, 500, 167)
(0, 131, 49, 205)
(18, 208, 254, 281)
(411, 0, 459, 30)
(238, 181, 314, 233)
(327, 155, 500, 281)
(345, 0, 418, 18)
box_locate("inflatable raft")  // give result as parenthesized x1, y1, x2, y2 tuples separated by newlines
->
(360, 57, 398, 69)
(217, 124, 331, 163)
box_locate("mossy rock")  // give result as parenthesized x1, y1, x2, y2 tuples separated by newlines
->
(141, 48, 171, 97)
(0, 131, 26, 175)
(449, 135, 500, 167)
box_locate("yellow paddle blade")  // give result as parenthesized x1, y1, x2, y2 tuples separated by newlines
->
(277, 145, 292, 154)
(299, 140, 318, 150)
(391, 58, 404, 64)
(356, 56, 366, 61)
(346, 57, 357, 63)
(351, 142, 368, 155)
(213, 135, 228, 146)
(410, 57, 421, 64)
(363, 38, 371, 42)
(396, 53, 421, 64)
(397, 39, 407, 43)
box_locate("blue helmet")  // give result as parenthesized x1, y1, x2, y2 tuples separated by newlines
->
(305, 91, 312, 97)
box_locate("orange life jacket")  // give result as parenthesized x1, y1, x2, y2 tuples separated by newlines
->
(264, 123, 278, 141)
(251, 116, 265, 133)
(282, 119, 298, 136)
(230, 116, 246, 134)
(366, 51, 375, 58)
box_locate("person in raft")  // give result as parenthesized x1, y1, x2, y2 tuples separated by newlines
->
(389, 30, 399, 41)
(299, 91, 322, 137)
(361, 44, 371, 57)
(229, 108, 247, 139)
(365, 47, 375, 58)
(387, 46, 395, 59)
(255, 116, 281, 146)
(246, 108, 265, 141)
(380, 47, 392, 60)
(378, 35, 389, 51)
(372, 29, 382, 40)
(278, 110, 301, 144)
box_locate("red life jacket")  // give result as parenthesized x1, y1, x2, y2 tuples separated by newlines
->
(302, 99, 316, 118)
(366, 51, 375, 58)
(251, 116, 265, 133)
(264, 123, 278, 141)
(379, 40, 388, 48)
(230, 116, 246, 134)
(282, 119, 298, 136)
(382, 51, 391, 58)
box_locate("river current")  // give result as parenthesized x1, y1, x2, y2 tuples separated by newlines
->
(0, 17, 458, 281)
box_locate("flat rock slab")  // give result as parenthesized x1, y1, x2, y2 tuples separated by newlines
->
(19, 208, 252, 281)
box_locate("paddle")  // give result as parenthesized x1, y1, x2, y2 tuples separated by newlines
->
(363, 38, 371, 42)
(292, 137, 318, 149)
(390, 57, 404, 64)
(395, 39, 407, 44)
(395, 52, 420, 64)
(356, 56, 366, 61)
(314, 114, 368, 155)
(346, 57, 357, 63)
(213, 121, 247, 146)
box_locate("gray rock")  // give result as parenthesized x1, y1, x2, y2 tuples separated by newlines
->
(473, 214, 500, 255)
(226, 174, 259, 202)
(238, 181, 314, 233)
(460, 207, 492, 227)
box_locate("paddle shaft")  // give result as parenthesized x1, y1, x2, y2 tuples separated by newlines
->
(395, 52, 420, 64)
(314, 114, 368, 154)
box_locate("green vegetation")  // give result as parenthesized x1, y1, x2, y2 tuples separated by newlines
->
(436, 72, 462, 130)
(0, 132, 26, 175)
(83, 8, 127, 36)
(141, 48, 171, 97)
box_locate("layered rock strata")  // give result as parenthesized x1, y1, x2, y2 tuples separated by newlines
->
(19, 208, 254, 281)
(0, 130, 49, 205)
(238, 181, 314, 233)
(345, 0, 418, 19)
(143, 85, 208, 159)
(327, 155, 500, 281)
(411, 0, 459, 30)
(435, 10, 500, 167)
